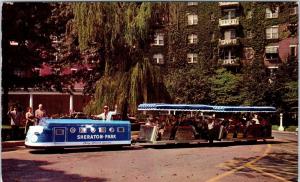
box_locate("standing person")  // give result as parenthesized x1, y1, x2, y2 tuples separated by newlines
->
(35, 104, 47, 125)
(7, 106, 21, 140)
(25, 107, 35, 135)
(96, 105, 117, 121)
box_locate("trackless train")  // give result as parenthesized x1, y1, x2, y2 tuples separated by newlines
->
(25, 103, 276, 149)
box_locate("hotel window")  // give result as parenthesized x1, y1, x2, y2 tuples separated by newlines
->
(14, 69, 22, 77)
(290, 7, 298, 15)
(210, 13, 215, 21)
(224, 30, 236, 39)
(290, 45, 297, 57)
(153, 33, 164, 46)
(246, 30, 253, 39)
(188, 34, 198, 44)
(52, 68, 61, 75)
(187, 2, 198, 6)
(211, 32, 215, 41)
(244, 47, 255, 60)
(224, 10, 236, 19)
(187, 53, 198, 63)
(188, 14, 198, 25)
(9, 41, 19, 46)
(153, 54, 164, 64)
(265, 7, 279, 19)
(265, 46, 279, 60)
(33, 68, 41, 76)
(266, 26, 278, 39)
(246, 10, 252, 19)
(71, 68, 78, 74)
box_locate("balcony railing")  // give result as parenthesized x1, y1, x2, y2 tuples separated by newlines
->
(218, 38, 239, 46)
(218, 58, 240, 66)
(219, 18, 239, 27)
(218, 2, 239, 7)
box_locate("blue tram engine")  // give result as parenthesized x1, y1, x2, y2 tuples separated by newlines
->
(25, 118, 131, 148)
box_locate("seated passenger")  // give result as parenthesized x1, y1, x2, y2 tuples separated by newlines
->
(251, 114, 260, 124)
(95, 105, 117, 120)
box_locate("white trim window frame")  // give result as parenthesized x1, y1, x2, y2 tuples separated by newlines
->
(187, 2, 198, 6)
(266, 26, 279, 39)
(153, 54, 164, 64)
(71, 68, 78, 74)
(188, 34, 198, 44)
(265, 7, 279, 19)
(33, 67, 41, 76)
(188, 14, 198, 25)
(187, 53, 198, 63)
(153, 33, 164, 46)
(290, 7, 298, 15)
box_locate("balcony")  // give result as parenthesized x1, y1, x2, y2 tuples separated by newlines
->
(218, 2, 239, 7)
(218, 58, 240, 66)
(219, 18, 239, 27)
(218, 38, 239, 46)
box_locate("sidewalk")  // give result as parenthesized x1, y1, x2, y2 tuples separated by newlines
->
(2, 140, 24, 148)
(272, 130, 298, 135)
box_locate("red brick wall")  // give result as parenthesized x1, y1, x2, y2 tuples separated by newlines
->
(279, 37, 298, 62)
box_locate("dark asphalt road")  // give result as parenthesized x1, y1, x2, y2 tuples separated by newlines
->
(2, 131, 298, 182)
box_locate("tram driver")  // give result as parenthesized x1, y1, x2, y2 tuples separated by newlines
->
(96, 105, 118, 121)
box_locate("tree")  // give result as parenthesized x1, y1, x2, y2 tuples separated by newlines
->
(69, 2, 171, 115)
(209, 68, 244, 105)
(2, 3, 57, 123)
(165, 64, 211, 104)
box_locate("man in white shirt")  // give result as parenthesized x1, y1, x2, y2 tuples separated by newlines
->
(251, 114, 260, 124)
(96, 105, 117, 120)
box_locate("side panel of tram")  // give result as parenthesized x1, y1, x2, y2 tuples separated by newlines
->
(25, 119, 131, 148)
(136, 104, 275, 144)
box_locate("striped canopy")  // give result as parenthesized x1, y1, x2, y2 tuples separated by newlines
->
(138, 103, 213, 112)
(138, 103, 276, 113)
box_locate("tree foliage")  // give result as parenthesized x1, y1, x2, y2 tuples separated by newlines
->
(209, 68, 244, 105)
(70, 2, 170, 115)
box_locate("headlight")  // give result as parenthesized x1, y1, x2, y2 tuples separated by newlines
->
(30, 135, 38, 143)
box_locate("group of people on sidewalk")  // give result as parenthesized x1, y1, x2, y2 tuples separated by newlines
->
(7, 103, 118, 139)
(7, 104, 47, 139)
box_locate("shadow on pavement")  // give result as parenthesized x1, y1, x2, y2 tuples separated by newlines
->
(2, 158, 108, 182)
(144, 140, 289, 150)
(29, 145, 144, 155)
(25, 139, 292, 154)
(221, 151, 298, 181)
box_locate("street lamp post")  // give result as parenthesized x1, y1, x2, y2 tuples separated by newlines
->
(278, 113, 284, 131)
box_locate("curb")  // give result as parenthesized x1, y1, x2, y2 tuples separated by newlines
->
(2, 141, 24, 148)
(272, 130, 298, 134)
